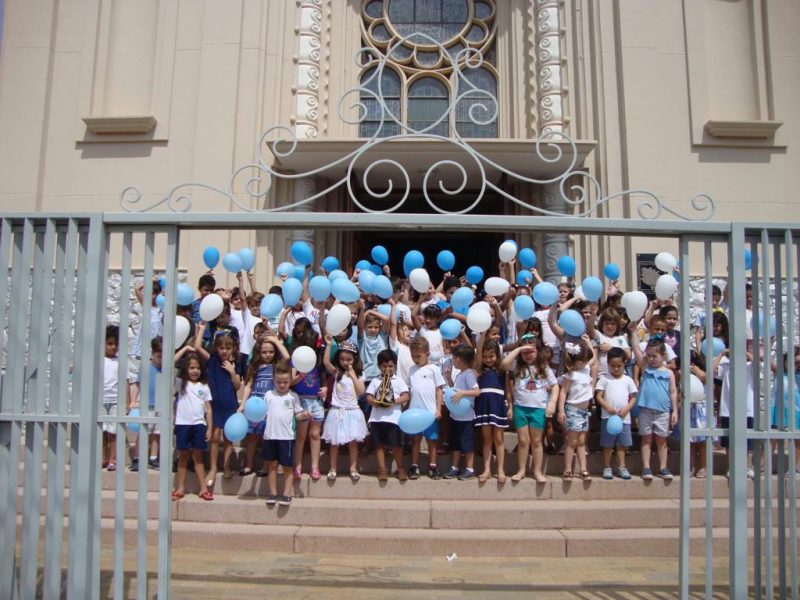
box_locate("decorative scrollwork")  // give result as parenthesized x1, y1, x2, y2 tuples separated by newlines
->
(120, 33, 715, 222)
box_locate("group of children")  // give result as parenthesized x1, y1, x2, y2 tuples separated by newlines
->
(103, 257, 800, 506)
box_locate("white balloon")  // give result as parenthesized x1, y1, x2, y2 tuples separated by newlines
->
(326, 304, 352, 336)
(471, 301, 491, 314)
(292, 346, 317, 374)
(199, 293, 224, 322)
(484, 277, 509, 297)
(409, 268, 431, 294)
(655, 252, 677, 273)
(467, 304, 493, 333)
(655, 274, 679, 301)
(574, 285, 585, 300)
(175, 316, 191, 347)
(689, 374, 705, 403)
(498, 241, 517, 263)
(625, 291, 648, 321)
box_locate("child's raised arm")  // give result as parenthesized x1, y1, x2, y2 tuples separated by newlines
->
(548, 303, 565, 340)
(388, 298, 399, 342)
(278, 307, 290, 341)
(582, 333, 597, 367)
(630, 325, 645, 370)
(474, 330, 487, 370)
(500, 345, 525, 371)
(322, 334, 336, 375)
(266, 335, 290, 361)
(192, 323, 211, 360)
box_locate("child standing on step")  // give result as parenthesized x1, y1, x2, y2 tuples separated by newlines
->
(557, 334, 597, 480)
(365, 349, 410, 480)
(595, 347, 638, 480)
(474, 329, 510, 483)
(443, 344, 479, 480)
(172, 354, 213, 501)
(263, 361, 309, 507)
(407, 336, 446, 480)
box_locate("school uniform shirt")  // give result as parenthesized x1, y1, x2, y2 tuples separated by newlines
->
(417, 327, 444, 365)
(717, 356, 754, 418)
(366, 375, 408, 425)
(230, 308, 248, 351)
(512, 363, 558, 409)
(390, 338, 413, 386)
(595, 374, 638, 423)
(175, 382, 212, 425)
(103, 356, 120, 405)
(263, 389, 303, 440)
(408, 363, 446, 413)
(359, 332, 389, 381)
(452, 368, 478, 422)
(563, 366, 594, 405)
(330, 373, 364, 409)
(594, 331, 631, 375)
(303, 300, 322, 334)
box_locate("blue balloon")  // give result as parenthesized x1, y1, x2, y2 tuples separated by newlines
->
(516, 271, 533, 286)
(321, 256, 339, 273)
(158, 276, 167, 292)
(704, 336, 726, 358)
(292, 265, 306, 281)
(155, 294, 166, 310)
(518, 248, 536, 269)
(606, 415, 623, 436)
(376, 304, 392, 317)
(465, 266, 484, 285)
(514, 295, 535, 320)
(744, 248, 752, 271)
(398, 408, 435, 435)
(243, 396, 267, 422)
(444, 387, 473, 418)
(222, 252, 243, 273)
(276, 261, 295, 278)
(128, 408, 141, 434)
(440, 318, 461, 341)
(176, 283, 194, 306)
(355, 259, 371, 272)
(437, 250, 456, 272)
(557, 255, 576, 277)
(371, 245, 389, 266)
(223, 413, 248, 443)
(533, 282, 558, 306)
(604, 262, 620, 280)
(581, 276, 603, 303)
(372, 275, 393, 300)
(202, 247, 220, 269)
(450, 287, 474, 310)
(358, 270, 375, 294)
(308, 276, 331, 302)
(328, 269, 348, 282)
(369, 264, 383, 276)
(282, 278, 303, 307)
(260, 293, 284, 318)
(436, 300, 450, 311)
(403, 250, 425, 276)
(751, 312, 777, 336)
(332, 279, 360, 303)
(559, 309, 585, 337)
(238, 248, 255, 272)
(290, 241, 313, 266)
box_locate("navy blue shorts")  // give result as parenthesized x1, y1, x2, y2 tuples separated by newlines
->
(448, 419, 474, 453)
(719, 416, 754, 450)
(174, 424, 207, 451)
(371, 422, 401, 448)
(261, 439, 295, 467)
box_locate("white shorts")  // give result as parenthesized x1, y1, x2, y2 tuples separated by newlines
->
(101, 402, 118, 435)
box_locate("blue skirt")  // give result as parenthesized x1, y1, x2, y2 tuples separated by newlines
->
(474, 392, 508, 428)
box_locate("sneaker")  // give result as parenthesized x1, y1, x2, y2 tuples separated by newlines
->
(602, 467, 613, 480)
(443, 466, 460, 479)
(747, 468, 755, 479)
(265, 495, 278, 506)
(129, 458, 139, 472)
(107, 462, 116, 472)
(659, 468, 674, 480)
(408, 465, 420, 480)
(148, 458, 160, 470)
(429, 465, 442, 480)
(457, 469, 476, 481)
(618, 467, 632, 480)
(642, 468, 653, 481)
(277, 496, 292, 506)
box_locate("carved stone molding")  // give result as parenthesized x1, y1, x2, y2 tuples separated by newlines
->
(294, 0, 323, 139)
(535, 0, 564, 136)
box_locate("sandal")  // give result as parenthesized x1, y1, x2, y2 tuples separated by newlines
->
(238, 467, 254, 477)
(497, 473, 507, 484)
(534, 474, 548, 483)
(580, 470, 592, 481)
(198, 490, 214, 501)
(327, 470, 337, 481)
(171, 490, 185, 501)
(562, 470, 574, 480)
(107, 462, 116, 472)
(256, 470, 268, 477)
(293, 466, 302, 480)
(310, 468, 321, 481)
(350, 471, 360, 482)
(478, 472, 489, 483)
(511, 472, 525, 482)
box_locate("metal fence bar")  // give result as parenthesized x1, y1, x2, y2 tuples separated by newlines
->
(773, 238, 787, 597)
(703, 240, 714, 599)
(114, 232, 133, 600)
(752, 237, 764, 600)
(678, 235, 691, 599)
(0, 219, 11, 597)
(43, 220, 79, 600)
(761, 229, 774, 600)
(788, 231, 799, 600)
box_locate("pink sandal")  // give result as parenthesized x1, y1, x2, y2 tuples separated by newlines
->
(293, 465, 303, 480)
(310, 468, 321, 481)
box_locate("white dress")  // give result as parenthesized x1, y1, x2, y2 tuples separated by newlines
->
(321, 373, 368, 445)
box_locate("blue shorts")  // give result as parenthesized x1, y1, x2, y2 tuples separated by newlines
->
(600, 419, 633, 449)
(299, 396, 325, 422)
(261, 439, 295, 467)
(421, 419, 438, 441)
(565, 404, 590, 433)
(449, 420, 474, 453)
(174, 424, 207, 451)
(246, 419, 266, 437)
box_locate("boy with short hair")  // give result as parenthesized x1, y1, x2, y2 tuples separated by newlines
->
(366, 349, 410, 480)
(263, 361, 309, 506)
(595, 347, 638, 480)
(443, 344, 479, 480)
(101, 325, 130, 471)
(407, 336, 446, 479)
(128, 336, 164, 471)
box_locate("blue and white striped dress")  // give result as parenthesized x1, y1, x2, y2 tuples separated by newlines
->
(474, 369, 509, 428)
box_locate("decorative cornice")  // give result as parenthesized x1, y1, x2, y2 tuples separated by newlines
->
(82, 116, 157, 134)
(294, 0, 323, 139)
(535, 0, 564, 136)
(704, 120, 782, 140)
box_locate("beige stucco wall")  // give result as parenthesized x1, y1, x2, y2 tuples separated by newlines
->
(0, 0, 797, 289)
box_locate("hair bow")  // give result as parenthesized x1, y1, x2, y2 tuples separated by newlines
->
(565, 342, 581, 356)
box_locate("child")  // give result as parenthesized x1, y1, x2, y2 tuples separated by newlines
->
(239, 336, 289, 476)
(413, 304, 445, 365)
(474, 332, 510, 483)
(172, 354, 214, 501)
(772, 348, 800, 474)
(443, 344, 480, 480)
(191, 273, 216, 347)
(686, 349, 711, 477)
(128, 336, 163, 471)
(365, 349, 410, 480)
(289, 339, 326, 481)
(262, 361, 309, 506)
(631, 331, 679, 480)
(389, 297, 414, 386)
(358, 307, 390, 419)
(594, 308, 631, 378)
(557, 334, 596, 480)
(193, 328, 246, 487)
(407, 336, 446, 479)
(595, 347, 638, 479)
(101, 325, 129, 471)
(659, 305, 681, 367)
(714, 342, 755, 478)
(321, 338, 368, 480)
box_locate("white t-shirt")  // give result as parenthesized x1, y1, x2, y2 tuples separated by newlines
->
(366, 375, 408, 424)
(452, 368, 478, 422)
(718, 356, 754, 417)
(639, 340, 676, 363)
(330, 373, 363, 409)
(390, 338, 413, 386)
(418, 327, 444, 365)
(303, 300, 322, 334)
(263, 389, 303, 440)
(533, 309, 557, 347)
(511, 363, 558, 409)
(175, 381, 211, 425)
(103, 357, 120, 405)
(563, 366, 594, 405)
(594, 331, 630, 376)
(595, 374, 638, 423)
(230, 308, 248, 351)
(408, 363, 446, 413)
(240, 307, 261, 356)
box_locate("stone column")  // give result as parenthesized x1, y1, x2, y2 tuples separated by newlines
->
(542, 183, 570, 283)
(289, 177, 317, 263)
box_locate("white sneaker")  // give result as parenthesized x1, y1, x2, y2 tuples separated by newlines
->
(746, 468, 755, 479)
